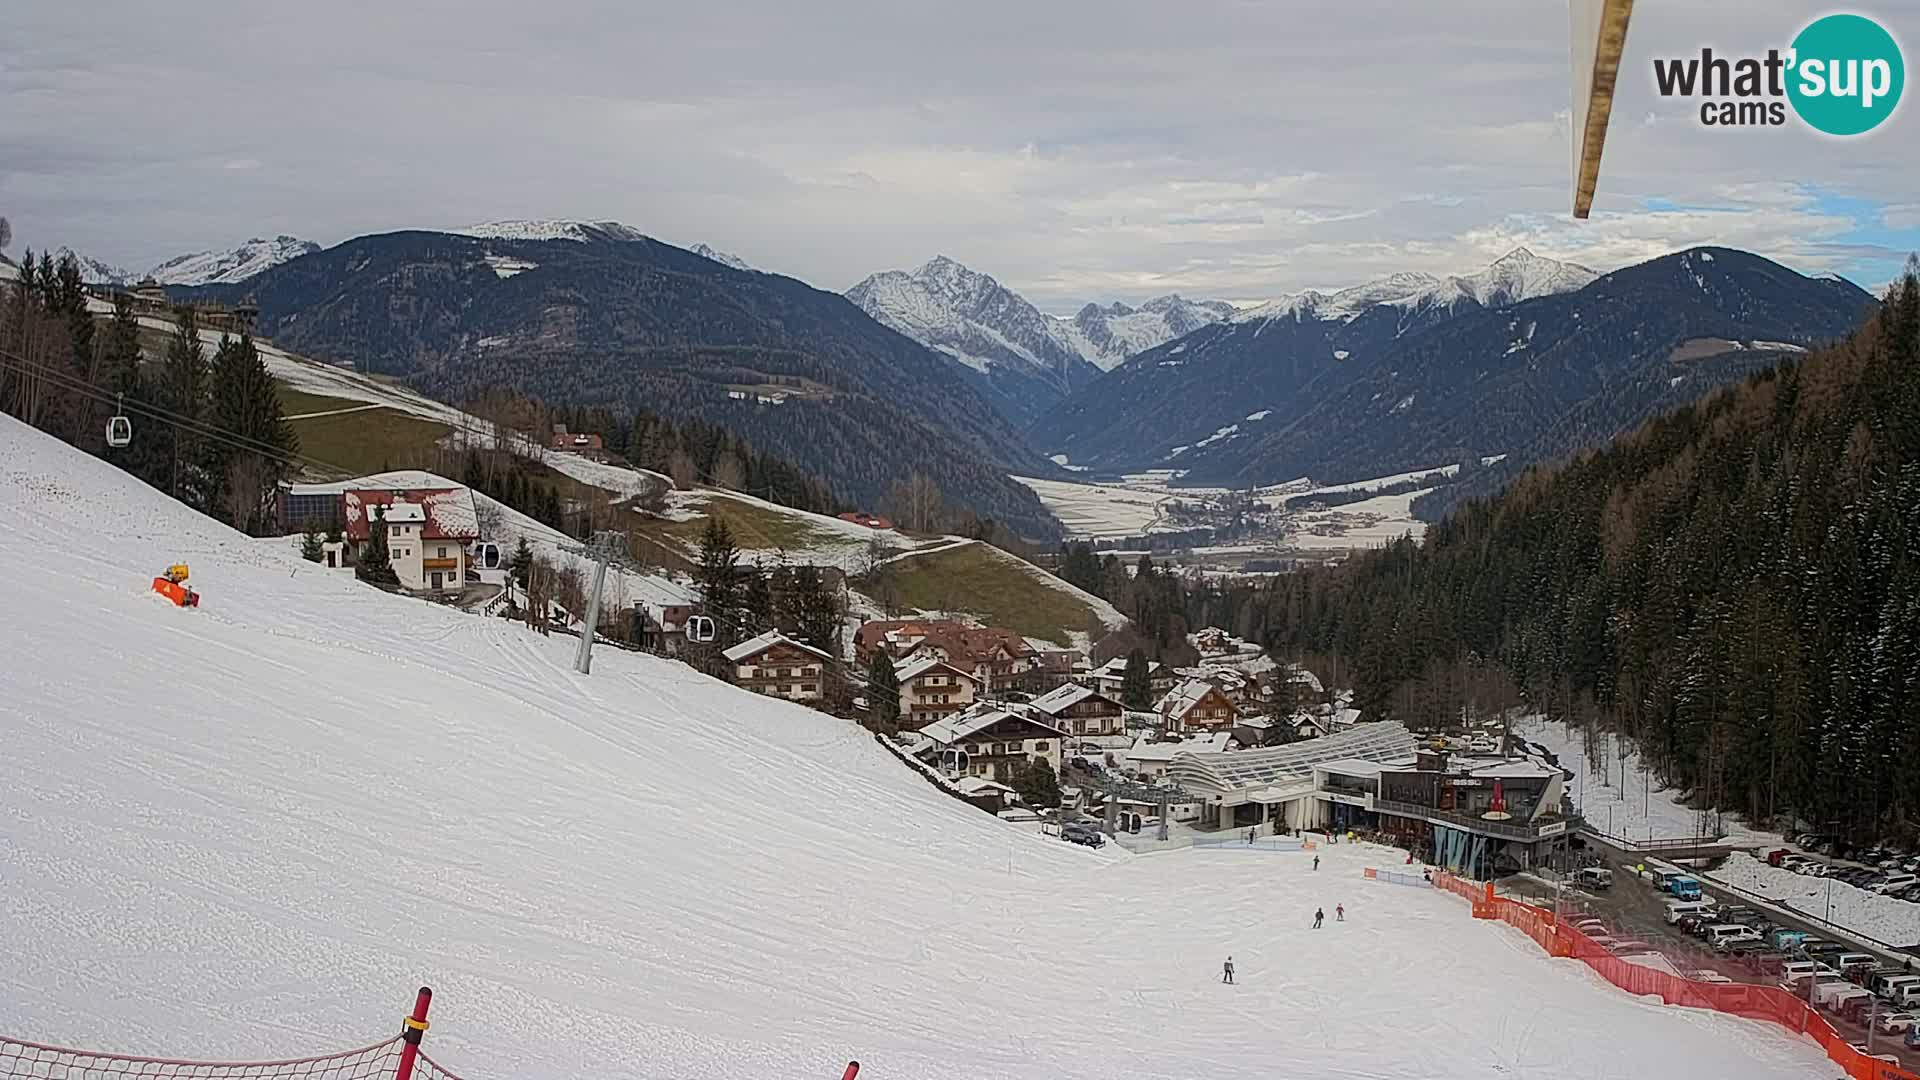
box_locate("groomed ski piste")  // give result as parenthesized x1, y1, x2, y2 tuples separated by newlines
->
(1, 414, 1831, 1080)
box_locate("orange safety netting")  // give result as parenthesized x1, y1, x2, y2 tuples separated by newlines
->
(1427, 872, 1920, 1080)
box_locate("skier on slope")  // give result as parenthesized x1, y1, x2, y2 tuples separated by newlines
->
(1336, 903, 1345, 922)
(1312, 907, 1324, 929)
(1222, 956, 1235, 984)
(1313, 854, 1320, 871)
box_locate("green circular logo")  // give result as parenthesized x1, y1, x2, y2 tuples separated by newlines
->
(1787, 14, 1904, 135)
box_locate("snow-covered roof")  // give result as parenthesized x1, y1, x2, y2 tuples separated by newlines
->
(1127, 733, 1233, 763)
(1316, 758, 1386, 779)
(1156, 678, 1227, 719)
(1027, 683, 1116, 716)
(919, 708, 1065, 746)
(1166, 722, 1416, 795)
(1469, 760, 1561, 780)
(340, 485, 478, 542)
(383, 501, 427, 524)
(722, 630, 832, 664)
(895, 655, 972, 684)
(955, 776, 1015, 797)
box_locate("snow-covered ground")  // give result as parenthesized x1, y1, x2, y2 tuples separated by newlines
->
(1008, 475, 1176, 539)
(1286, 488, 1431, 549)
(1513, 716, 1778, 845)
(1709, 854, 1920, 949)
(0, 414, 1833, 1080)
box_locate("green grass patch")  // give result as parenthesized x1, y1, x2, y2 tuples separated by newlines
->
(877, 542, 1096, 646)
(275, 383, 374, 418)
(638, 492, 841, 554)
(288, 408, 451, 479)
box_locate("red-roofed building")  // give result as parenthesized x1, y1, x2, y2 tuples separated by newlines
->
(837, 511, 894, 530)
(342, 488, 479, 593)
(550, 424, 613, 462)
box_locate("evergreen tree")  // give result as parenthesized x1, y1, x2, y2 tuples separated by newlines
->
(507, 537, 533, 588)
(299, 520, 325, 562)
(155, 307, 209, 509)
(205, 333, 298, 534)
(789, 564, 843, 658)
(355, 506, 397, 585)
(865, 651, 901, 735)
(1121, 648, 1154, 710)
(694, 517, 742, 645)
(1011, 759, 1062, 808)
(742, 567, 773, 633)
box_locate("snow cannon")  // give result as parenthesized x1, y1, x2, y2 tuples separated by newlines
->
(152, 564, 200, 608)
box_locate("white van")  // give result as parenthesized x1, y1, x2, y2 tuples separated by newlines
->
(1834, 952, 1878, 973)
(1873, 872, 1918, 894)
(1664, 900, 1712, 924)
(1872, 974, 1920, 1002)
(1706, 924, 1761, 950)
(1894, 982, 1920, 1009)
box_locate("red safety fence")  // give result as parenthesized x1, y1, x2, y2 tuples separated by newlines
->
(1430, 873, 1920, 1080)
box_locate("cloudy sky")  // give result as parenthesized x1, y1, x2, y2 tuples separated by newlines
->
(3, 1, 1915, 310)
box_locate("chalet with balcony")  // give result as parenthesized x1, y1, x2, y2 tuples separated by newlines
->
(724, 630, 833, 704)
(894, 656, 978, 729)
(913, 706, 1066, 784)
(1156, 679, 1239, 732)
(1026, 683, 1127, 740)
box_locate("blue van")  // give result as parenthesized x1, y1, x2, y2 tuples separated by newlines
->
(1668, 876, 1703, 901)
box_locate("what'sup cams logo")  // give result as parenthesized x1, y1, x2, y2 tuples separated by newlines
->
(1653, 13, 1904, 134)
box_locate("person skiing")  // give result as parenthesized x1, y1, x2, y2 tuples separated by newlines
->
(1312, 907, 1324, 929)
(1247, 827, 1256, 845)
(1313, 854, 1321, 871)
(1336, 903, 1346, 922)
(1222, 956, 1235, 984)
(1405, 850, 1414, 865)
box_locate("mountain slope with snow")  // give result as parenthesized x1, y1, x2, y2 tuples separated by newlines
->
(1, 413, 1831, 1080)
(1064, 295, 1235, 369)
(847, 256, 1104, 427)
(689, 243, 752, 271)
(453, 219, 653, 243)
(148, 236, 321, 285)
(1041, 247, 1871, 489)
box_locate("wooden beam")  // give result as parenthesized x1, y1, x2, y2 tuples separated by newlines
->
(1571, 0, 1635, 219)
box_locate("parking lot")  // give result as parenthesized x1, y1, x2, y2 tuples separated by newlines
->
(1522, 845, 1920, 1072)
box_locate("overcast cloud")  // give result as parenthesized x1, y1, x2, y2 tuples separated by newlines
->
(3, 1, 1916, 310)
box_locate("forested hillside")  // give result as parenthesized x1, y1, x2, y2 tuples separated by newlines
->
(1189, 266, 1920, 841)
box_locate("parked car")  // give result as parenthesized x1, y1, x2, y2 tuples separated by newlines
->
(1577, 867, 1614, 890)
(1875, 1012, 1919, 1036)
(1804, 941, 1849, 961)
(1873, 872, 1918, 894)
(1708, 925, 1764, 951)
(1869, 972, 1920, 1002)
(1608, 939, 1657, 956)
(1834, 953, 1879, 978)
(1061, 823, 1105, 848)
(1736, 951, 1787, 976)
(1691, 969, 1735, 984)
(1766, 847, 1794, 866)
(1781, 854, 1814, 872)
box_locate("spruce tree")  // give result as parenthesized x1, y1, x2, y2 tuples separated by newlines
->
(156, 307, 209, 509)
(742, 567, 773, 633)
(509, 537, 534, 586)
(355, 505, 397, 585)
(205, 333, 297, 534)
(694, 517, 742, 645)
(299, 520, 325, 562)
(1012, 759, 1062, 808)
(1121, 648, 1153, 710)
(866, 651, 901, 734)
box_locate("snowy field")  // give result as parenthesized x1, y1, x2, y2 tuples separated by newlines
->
(0, 415, 1831, 1080)
(1009, 475, 1176, 538)
(1286, 488, 1431, 549)
(1513, 716, 1778, 846)
(1709, 854, 1920, 949)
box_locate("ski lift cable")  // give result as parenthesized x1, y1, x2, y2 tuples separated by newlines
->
(0, 348, 361, 477)
(0, 349, 337, 470)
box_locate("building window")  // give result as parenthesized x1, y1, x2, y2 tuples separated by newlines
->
(438, 546, 448, 558)
(1033, 741, 1049, 752)
(802, 683, 817, 693)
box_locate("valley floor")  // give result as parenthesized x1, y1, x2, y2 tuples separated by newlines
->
(0, 415, 1830, 1080)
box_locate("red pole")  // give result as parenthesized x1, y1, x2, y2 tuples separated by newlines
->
(395, 986, 433, 1080)
(841, 1063, 860, 1080)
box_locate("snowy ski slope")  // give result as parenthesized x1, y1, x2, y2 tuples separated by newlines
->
(0, 415, 1829, 1080)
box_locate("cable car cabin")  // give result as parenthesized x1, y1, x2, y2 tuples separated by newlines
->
(106, 414, 132, 448)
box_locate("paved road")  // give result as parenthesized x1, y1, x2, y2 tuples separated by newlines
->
(1529, 844, 1920, 1071)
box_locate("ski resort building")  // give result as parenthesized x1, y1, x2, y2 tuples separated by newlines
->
(1156, 679, 1239, 732)
(1025, 683, 1127, 738)
(1165, 721, 1417, 833)
(279, 476, 482, 593)
(724, 631, 833, 703)
(893, 656, 978, 729)
(1087, 656, 1177, 699)
(912, 706, 1067, 783)
(855, 619, 1040, 694)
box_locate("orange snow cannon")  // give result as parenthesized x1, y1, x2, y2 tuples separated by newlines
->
(153, 564, 200, 607)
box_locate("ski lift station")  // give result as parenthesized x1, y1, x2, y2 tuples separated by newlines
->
(1167, 722, 1577, 878)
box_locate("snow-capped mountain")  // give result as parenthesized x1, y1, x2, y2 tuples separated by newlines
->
(1067, 295, 1235, 369)
(689, 243, 753, 272)
(847, 256, 1104, 427)
(45, 247, 133, 286)
(454, 219, 652, 243)
(147, 235, 321, 286)
(1232, 249, 1597, 326)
